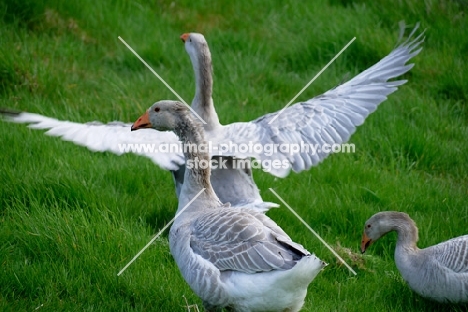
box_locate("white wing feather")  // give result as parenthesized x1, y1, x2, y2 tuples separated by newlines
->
(4, 112, 184, 171)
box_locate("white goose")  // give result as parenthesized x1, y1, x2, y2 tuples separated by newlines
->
(131, 100, 326, 312)
(1, 24, 424, 186)
(361, 211, 468, 303)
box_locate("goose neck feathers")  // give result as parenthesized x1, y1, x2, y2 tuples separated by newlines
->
(144, 100, 219, 206)
(176, 115, 215, 199)
(183, 33, 220, 131)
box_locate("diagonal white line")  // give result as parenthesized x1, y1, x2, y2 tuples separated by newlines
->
(118, 36, 207, 125)
(269, 188, 357, 276)
(117, 188, 206, 276)
(268, 37, 356, 124)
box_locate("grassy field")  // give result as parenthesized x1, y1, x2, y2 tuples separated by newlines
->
(1, 0, 467, 311)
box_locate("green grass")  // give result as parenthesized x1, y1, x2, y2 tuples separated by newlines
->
(1, 0, 467, 311)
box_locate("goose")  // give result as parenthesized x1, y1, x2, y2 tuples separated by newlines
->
(361, 211, 468, 303)
(172, 31, 276, 211)
(131, 100, 326, 312)
(1, 24, 424, 190)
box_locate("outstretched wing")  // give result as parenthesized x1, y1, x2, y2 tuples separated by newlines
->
(212, 23, 424, 177)
(190, 208, 309, 273)
(2, 111, 184, 171)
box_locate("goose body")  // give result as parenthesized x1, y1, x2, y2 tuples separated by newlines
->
(361, 211, 468, 303)
(132, 100, 326, 311)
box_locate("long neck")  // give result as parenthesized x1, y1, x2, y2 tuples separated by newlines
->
(174, 114, 220, 210)
(392, 216, 419, 251)
(189, 45, 220, 131)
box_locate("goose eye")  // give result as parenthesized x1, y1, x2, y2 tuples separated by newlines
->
(189, 38, 192, 42)
(366, 224, 371, 228)
(154, 107, 160, 112)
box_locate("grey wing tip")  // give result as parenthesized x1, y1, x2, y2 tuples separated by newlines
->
(85, 121, 104, 126)
(0, 107, 22, 117)
(107, 121, 128, 127)
(397, 21, 407, 42)
(396, 21, 426, 51)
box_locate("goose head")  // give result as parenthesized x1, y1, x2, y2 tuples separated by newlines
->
(180, 33, 210, 59)
(360, 211, 413, 253)
(131, 100, 189, 132)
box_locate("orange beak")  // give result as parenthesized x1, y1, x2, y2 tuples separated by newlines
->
(180, 33, 189, 43)
(360, 232, 372, 254)
(131, 111, 152, 131)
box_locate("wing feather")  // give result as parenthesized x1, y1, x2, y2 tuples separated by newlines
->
(211, 23, 424, 177)
(190, 208, 309, 273)
(2, 111, 184, 171)
(432, 236, 468, 273)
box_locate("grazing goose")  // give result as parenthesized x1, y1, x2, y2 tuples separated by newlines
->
(131, 100, 326, 312)
(1, 23, 423, 182)
(361, 211, 468, 303)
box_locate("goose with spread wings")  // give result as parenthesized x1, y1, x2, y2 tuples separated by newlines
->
(1, 23, 424, 185)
